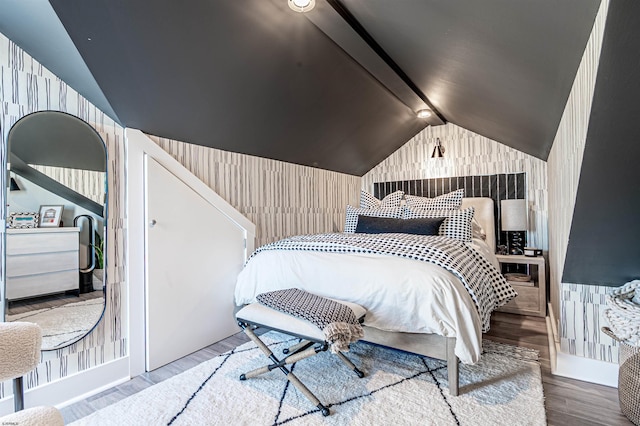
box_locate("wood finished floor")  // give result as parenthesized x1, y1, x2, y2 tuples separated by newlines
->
(6, 289, 103, 316)
(61, 312, 632, 425)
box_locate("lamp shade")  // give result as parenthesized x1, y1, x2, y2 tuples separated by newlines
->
(501, 199, 527, 231)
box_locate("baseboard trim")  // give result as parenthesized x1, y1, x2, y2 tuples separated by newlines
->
(546, 305, 618, 388)
(545, 315, 557, 373)
(553, 349, 618, 387)
(0, 357, 130, 415)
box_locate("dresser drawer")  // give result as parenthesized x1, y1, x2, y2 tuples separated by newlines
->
(7, 232, 79, 255)
(6, 251, 79, 278)
(6, 270, 78, 300)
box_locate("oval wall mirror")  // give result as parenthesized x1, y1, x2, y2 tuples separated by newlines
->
(4, 111, 107, 350)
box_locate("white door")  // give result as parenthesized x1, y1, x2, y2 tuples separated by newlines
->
(145, 156, 245, 370)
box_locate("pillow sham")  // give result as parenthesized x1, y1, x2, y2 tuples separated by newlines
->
(402, 206, 475, 242)
(344, 205, 402, 233)
(355, 215, 446, 236)
(359, 190, 405, 209)
(404, 188, 464, 210)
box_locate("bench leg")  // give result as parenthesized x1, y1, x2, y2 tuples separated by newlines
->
(334, 351, 365, 378)
(283, 340, 311, 355)
(238, 322, 331, 416)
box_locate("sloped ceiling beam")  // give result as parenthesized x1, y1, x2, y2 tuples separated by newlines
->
(324, 0, 446, 124)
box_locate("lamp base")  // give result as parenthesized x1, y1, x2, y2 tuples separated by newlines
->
(507, 231, 525, 256)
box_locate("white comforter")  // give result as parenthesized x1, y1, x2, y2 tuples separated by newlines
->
(235, 237, 499, 364)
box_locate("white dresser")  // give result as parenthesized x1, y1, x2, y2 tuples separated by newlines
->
(6, 227, 80, 300)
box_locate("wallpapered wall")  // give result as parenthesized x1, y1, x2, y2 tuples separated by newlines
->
(30, 165, 106, 205)
(363, 123, 548, 251)
(0, 33, 127, 397)
(547, 0, 617, 363)
(149, 136, 361, 247)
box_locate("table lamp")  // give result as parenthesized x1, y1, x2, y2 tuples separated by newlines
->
(501, 199, 527, 255)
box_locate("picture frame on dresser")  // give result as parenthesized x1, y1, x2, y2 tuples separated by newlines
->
(7, 212, 39, 229)
(38, 205, 64, 227)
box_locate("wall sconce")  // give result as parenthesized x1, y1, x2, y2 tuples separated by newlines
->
(501, 199, 527, 255)
(10, 177, 21, 191)
(431, 138, 445, 158)
(288, 0, 315, 12)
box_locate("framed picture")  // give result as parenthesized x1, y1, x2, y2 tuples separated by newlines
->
(8, 212, 40, 229)
(38, 205, 64, 227)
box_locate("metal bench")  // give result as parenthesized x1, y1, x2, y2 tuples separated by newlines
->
(236, 300, 366, 416)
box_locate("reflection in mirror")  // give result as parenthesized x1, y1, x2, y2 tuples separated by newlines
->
(4, 111, 107, 350)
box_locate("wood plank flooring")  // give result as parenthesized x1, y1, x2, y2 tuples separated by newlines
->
(61, 312, 633, 425)
(485, 312, 632, 426)
(7, 286, 103, 316)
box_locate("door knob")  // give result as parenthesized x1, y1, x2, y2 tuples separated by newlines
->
(149, 219, 157, 228)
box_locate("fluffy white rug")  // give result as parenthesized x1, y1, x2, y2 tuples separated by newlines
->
(71, 332, 546, 425)
(7, 298, 104, 349)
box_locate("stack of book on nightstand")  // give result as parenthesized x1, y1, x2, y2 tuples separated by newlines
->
(504, 273, 534, 287)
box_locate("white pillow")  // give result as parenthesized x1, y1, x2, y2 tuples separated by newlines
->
(360, 190, 405, 209)
(404, 189, 464, 210)
(402, 206, 475, 242)
(344, 205, 403, 233)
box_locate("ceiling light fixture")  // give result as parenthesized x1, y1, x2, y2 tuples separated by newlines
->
(288, 0, 316, 13)
(416, 109, 432, 119)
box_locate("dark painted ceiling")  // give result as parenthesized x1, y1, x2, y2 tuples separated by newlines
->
(1, 0, 600, 176)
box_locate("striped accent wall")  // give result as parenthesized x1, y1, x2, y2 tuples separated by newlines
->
(362, 123, 547, 251)
(0, 33, 127, 397)
(547, 0, 616, 362)
(149, 136, 361, 247)
(374, 173, 526, 248)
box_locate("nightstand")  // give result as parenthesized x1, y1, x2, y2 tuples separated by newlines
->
(495, 254, 546, 317)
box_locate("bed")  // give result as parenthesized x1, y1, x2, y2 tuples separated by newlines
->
(235, 197, 513, 396)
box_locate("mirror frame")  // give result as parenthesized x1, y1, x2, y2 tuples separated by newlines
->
(3, 110, 108, 350)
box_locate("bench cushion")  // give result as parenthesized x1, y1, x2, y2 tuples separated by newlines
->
(236, 300, 366, 343)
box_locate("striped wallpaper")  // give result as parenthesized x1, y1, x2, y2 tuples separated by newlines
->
(547, 0, 616, 362)
(363, 123, 548, 251)
(30, 165, 106, 205)
(0, 33, 127, 397)
(149, 136, 361, 247)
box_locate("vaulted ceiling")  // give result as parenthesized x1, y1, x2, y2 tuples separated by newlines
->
(0, 0, 600, 176)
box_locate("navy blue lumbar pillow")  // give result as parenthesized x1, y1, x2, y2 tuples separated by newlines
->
(355, 215, 446, 236)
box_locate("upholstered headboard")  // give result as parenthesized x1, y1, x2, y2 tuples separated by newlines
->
(461, 197, 495, 252)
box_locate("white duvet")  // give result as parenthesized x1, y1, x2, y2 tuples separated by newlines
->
(235, 237, 500, 364)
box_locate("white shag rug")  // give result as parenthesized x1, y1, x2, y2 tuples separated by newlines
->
(6, 298, 104, 349)
(71, 332, 546, 426)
